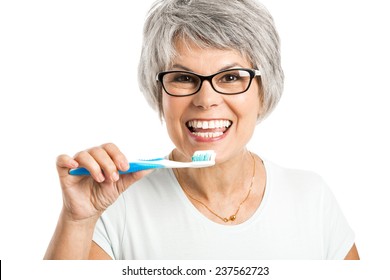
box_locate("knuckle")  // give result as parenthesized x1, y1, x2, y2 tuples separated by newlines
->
(112, 152, 126, 162)
(88, 147, 104, 157)
(56, 154, 71, 167)
(101, 142, 116, 150)
(73, 150, 89, 160)
(56, 154, 68, 162)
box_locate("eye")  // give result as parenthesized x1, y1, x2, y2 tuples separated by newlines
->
(171, 73, 197, 83)
(219, 73, 240, 83)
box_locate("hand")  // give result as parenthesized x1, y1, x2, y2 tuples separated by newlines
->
(56, 143, 151, 222)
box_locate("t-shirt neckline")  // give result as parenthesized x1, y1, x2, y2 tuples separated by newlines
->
(167, 159, 272, 230)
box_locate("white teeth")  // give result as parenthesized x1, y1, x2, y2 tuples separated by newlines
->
(192, 131, 224, 138)
(186, 120, 232, 138)
(187, 120, 232, 129)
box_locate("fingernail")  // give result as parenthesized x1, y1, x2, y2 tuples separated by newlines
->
(97, 173, 105, 183)
(112, 171, 119, 182)
(120, 161, 129, 171)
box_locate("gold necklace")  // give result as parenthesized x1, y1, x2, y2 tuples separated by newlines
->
(174, 152, 256, 223)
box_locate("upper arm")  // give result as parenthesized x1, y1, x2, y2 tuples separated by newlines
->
(344, 243, 360, 260)
(88, 241, 113, 260)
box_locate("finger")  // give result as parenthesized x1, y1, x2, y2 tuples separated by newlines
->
(56, 154, 79, 177)
(74, 150, 106, 183)
(101, 143, 129, 172)
(88, 147, 119, 182)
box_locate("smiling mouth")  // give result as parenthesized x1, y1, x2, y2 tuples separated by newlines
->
(186, 119, 233, 138)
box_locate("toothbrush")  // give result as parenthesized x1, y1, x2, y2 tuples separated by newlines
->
(69, 150, 216, 176)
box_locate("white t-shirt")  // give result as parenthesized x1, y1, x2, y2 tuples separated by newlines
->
(93, 160, 355, 260)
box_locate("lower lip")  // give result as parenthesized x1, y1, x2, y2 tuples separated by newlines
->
(187, 128, 230, 142)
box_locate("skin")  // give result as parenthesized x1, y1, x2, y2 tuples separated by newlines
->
(162, 43, 260, 166)
(162, 40, 267, 226)
(44, 39, 359, 260)
(44, 144, 153, 259)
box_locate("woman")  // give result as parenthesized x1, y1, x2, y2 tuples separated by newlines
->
(45, 0, 359, 259)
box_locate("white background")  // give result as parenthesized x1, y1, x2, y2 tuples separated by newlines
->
(0, 0, 389, 278)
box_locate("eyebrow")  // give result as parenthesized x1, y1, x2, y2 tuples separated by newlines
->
(170, 63, 246, 73)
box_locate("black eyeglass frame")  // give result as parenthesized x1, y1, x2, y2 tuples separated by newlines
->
(156, 68, 262, 97)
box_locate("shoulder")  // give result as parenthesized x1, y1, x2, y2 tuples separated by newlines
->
(262, 159, 334, 213)
(264, 159, 327, 194)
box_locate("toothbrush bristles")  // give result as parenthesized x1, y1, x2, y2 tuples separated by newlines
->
(191, 150, 216, 162)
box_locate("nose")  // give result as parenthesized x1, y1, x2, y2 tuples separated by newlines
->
(192, 80, 223, 110)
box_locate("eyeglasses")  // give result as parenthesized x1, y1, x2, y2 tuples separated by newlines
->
(156, 68, 261, 97)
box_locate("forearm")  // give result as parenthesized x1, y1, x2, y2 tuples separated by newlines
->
(44, 209, 99, 260)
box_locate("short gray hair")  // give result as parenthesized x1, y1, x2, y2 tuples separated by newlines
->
(138, 0, 284, 121)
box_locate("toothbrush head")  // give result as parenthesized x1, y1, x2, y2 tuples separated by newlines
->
(191, 150, 216, 167)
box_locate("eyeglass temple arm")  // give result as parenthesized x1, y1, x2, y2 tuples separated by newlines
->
(254, 69, 262, 76)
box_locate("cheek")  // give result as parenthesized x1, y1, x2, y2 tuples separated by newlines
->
(161, 94, 168, 117)
(162, 97, 179, 142)
(162, 95, 187, 130)
(237, 97, 260, 141)
(234, 92, 261, 121)
(246, 89, 262, 122)
(162, 95, 176, 122)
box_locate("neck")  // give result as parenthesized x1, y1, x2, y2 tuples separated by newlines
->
(172, 149, 255, 200)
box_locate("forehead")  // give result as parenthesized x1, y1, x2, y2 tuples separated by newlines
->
(170, 38, 253, 71)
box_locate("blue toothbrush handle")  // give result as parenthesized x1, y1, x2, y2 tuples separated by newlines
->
(120, 162, 164, 173)
(69, 162, 164, 176)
